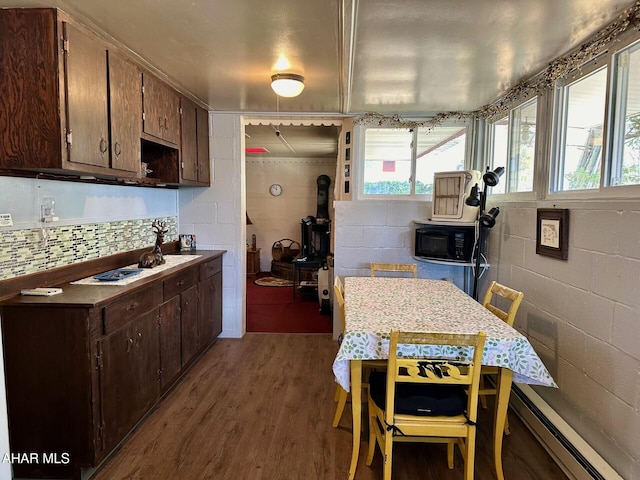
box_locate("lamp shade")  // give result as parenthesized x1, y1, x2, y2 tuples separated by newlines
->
(271, 73, 305, 97)
(479, 206, 500, 228)
(465, 183, 481, 206)
(483, 166, 505, 187)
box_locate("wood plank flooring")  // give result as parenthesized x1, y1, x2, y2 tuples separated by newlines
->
(92, 334, 568, 480)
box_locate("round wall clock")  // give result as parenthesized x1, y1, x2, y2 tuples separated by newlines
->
(269, 184, 283, 196)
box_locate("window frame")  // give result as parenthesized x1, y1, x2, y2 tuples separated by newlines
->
(549, 58, 609, 195)
(355, 119, 474, 200)
(547, 28, 640, 200)
(605, 37, 640, 190)
(482, 93, 541, 201)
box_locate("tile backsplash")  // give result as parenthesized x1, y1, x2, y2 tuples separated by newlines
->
(0, 216, 178, 281)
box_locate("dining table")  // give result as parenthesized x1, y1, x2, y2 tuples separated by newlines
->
(332, 276, 557, 480)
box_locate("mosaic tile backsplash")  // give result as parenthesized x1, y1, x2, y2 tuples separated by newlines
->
(0, 217, 178, 281)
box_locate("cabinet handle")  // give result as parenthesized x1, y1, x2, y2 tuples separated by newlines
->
(159, 116, 163, 131)
(99, 137, 108, 155)
(164, 116, 168, 131)
(127, 302, 138, 311)
(114, 141, 121, 157)
(126, 337, 134, 353)
(136, 331, 143, 345)
(176, 280, 184, 287)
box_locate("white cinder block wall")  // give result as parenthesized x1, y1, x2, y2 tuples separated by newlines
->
(179, 113, 245, 338)
(488, 200, 640, 479)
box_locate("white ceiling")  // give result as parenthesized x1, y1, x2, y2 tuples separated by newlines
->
(1, 0, 634, 156)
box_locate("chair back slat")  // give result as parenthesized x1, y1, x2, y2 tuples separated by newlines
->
(482, 281, 524, 327)
(385, 330, 486, 428)
(370, 263, 418, 278)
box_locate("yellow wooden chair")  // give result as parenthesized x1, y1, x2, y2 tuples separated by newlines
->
(370, 262, 418, 278)
(478, 281, 524, 434)
(332, 275, 387, 427)
(366, 330, 486, 480)
(332, 276, 349, 426)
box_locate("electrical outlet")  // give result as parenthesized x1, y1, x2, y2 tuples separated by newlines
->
(0, 213, 13, 227)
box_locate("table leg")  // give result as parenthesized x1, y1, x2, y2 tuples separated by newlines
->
(348, 359, 362, 480)
(493, 367, 513, 480)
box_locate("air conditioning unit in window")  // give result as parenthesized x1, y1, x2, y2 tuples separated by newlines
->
(431, 170, 481, 223)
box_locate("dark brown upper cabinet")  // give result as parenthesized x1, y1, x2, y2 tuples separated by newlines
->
(107, 52, 142, 174)
(197, 106, 211, 184)
(180, 97, 211, 186)
(0, 8, 210, 187)
(142, 73, 181, 146)
(63, 22, 110, 169)
(0, 9, 141, 178)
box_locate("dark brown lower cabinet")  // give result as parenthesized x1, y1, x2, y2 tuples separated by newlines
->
(159, 296, 182, 390)
(181, 284, 199, 367)
(99, 308, 160, 454)
(0, 251, 223, 479)
(198, 270, 223, 349)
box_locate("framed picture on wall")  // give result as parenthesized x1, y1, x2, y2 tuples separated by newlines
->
(536, 209, 569, 260)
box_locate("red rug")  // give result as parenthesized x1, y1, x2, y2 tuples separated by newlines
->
(247, 273, 332, 333)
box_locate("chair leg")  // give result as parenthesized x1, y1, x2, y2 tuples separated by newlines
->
(332, 386, 348, 427)
(383, 430, 393, 480)
(333, 384, 340, 402)
(504, 415, 510, 435)
(365, 405, 377, 465)
(447, 440, 455, 469)
(464, 430, 477, 480)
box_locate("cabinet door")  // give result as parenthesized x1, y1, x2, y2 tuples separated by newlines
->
(0, 9, 62, 170)
(108, 51, 141, 173)
(63, 23, 109, 167)
(197, 275, 214, 350)
(197, 271, 222, 350)
(142, 73, 180, 145)
(163, 88, 181, 145)
(211, 271, 223, 337)
(181, 285, 199, 366)
(196, 106, 210, 184)
(142, 73, 166, 141)
(99, 309, 159, 453)
(158, 296, 181, 390)
(180, 97, 198, 182)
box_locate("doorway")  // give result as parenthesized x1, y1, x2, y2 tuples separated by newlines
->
(244, 121, 340, 333)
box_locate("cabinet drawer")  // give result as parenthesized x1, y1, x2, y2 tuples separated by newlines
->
(103, 283, 162, 334)
(163, 268, 198, 299)
(199, 256, 222, 281)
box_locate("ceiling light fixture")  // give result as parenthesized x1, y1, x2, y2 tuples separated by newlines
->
(270, 73, 305, 97)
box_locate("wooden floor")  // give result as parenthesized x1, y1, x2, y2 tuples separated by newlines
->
(92, 334, 568, 480)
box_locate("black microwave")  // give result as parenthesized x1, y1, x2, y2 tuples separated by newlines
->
(414, 223, 476, 262)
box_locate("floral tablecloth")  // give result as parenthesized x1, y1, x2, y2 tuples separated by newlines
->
(332, 277, 557, 391)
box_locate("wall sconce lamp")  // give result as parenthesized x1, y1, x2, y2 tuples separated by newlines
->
(465, 166, 504, 300)
(270, 73, 305, 97)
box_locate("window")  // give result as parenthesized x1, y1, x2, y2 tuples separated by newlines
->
(414, 126, 466, 194)
(552, 67, 608, 192)
(608, 39, 640, 187)
(363, 128, 412, 195)
(362, 124, 467, 196)
(488, 98, 537, 194)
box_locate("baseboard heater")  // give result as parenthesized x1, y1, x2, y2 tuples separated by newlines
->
(510, 383, 622, 480)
